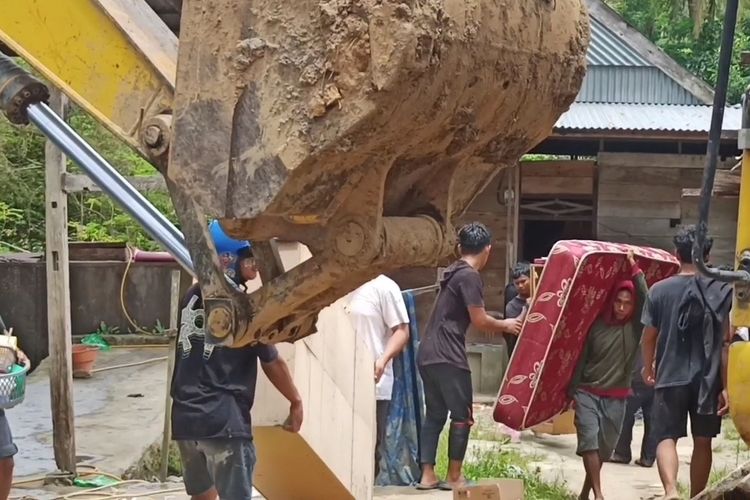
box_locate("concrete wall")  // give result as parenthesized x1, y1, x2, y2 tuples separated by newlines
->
(0, 254, 191, 368)
(251, 243, 375, 500)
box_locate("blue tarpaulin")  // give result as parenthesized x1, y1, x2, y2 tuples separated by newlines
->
(375, 290, 425, 486)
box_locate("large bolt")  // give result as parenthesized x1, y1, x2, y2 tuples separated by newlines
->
(140, 114, 172, 163)
(334, 220, 366, 257)
(207, 306, 232, 340)
(143, 125, 162, 147)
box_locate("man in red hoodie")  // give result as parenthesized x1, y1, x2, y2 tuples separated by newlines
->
(569, 251, 648, 500)
(416, 222, 521, 491)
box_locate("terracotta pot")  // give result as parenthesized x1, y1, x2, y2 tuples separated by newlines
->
(72, 345, 99, 379)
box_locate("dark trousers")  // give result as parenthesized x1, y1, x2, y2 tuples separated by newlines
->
(613, 383, 656, 463)
(419, 363, 473, 465)
(375, 400, 390, 478)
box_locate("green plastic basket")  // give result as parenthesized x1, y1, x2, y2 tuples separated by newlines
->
(0, 362, 28, 410)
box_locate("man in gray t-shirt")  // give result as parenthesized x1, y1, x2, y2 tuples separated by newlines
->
(641, 225, 732, 500)
(504, 262, 531, 356)
(416, 222, 520, 492)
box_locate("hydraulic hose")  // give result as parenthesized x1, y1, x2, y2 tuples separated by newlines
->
(693, 0, 750, 282)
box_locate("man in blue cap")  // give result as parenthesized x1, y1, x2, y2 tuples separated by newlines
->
(171, 220, 303, 500)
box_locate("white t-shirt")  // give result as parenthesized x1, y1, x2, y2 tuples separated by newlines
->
(346, 275, 410, 401)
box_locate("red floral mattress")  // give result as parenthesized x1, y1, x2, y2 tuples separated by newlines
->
(493, 240, 680, 430)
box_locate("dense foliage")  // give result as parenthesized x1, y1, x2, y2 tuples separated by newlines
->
(1, 2, 750, 251)
(606, 0, 750, 103)
(0, 107, 177, 252)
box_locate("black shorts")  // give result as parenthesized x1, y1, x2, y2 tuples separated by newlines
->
(651, 382, 721, 442)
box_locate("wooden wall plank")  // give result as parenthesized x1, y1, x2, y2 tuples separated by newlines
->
(521, 176, 593, 196)
(598, 152, 735, 170)
(599, 167, 680, 185)
(598, 217, 675, 237)
(597, 200, 681, 219)
(520, 161, 595, 177)
(598, 183, 682, 202)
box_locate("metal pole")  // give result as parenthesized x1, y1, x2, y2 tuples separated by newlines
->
(694, 0, 750, 282)
(26, 103, 195, 276)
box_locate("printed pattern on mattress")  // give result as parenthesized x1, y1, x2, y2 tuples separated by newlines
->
(493, 240, 680, 430)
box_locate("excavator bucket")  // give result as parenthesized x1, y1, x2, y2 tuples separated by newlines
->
(0, 0, 590, 348)
(166, 0, 590, 347)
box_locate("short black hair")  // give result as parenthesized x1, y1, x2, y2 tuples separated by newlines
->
(673, 225, 712, 264)
(458, 222, 492, 255)
(512, 262, 531, 280)
(237, 246, 254, 261)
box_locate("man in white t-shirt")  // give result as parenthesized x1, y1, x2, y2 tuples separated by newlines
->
(347, 274, 410, 479)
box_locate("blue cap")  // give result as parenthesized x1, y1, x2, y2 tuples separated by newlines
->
(209, 220, 253, 283)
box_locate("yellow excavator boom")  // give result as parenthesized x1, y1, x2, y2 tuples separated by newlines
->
(729, 101, 750, 446)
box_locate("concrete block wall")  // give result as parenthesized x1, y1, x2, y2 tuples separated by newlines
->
(251, 243, 375, 500)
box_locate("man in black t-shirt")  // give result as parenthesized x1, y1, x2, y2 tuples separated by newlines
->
(641, 226, 732, 500)
(416, 222, 522, 491)
(171, 220, 303, 500)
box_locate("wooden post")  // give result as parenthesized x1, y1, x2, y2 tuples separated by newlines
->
(160, 269, 181, 482)
(45, 89, 76, 474)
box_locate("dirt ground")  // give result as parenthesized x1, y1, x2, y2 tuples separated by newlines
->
(471, 404, 750, 500)
(9, 352, 748, 500)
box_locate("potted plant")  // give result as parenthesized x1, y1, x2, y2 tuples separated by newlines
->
(71, 344, 99, 379)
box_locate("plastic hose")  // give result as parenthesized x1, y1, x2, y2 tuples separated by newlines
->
(90, 357, 167, 374)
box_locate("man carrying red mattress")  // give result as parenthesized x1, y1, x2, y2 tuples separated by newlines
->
(415, 222, 522, 491)
(569, 250, 648, 500)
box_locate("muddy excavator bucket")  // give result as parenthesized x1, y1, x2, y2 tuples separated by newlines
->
(166, 0, 590, 347)
(0, 0, 589, 348)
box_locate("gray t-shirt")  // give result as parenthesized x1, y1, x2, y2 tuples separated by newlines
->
(417, 260, 484, 372)
(641, 274, 705, 389)
(505, 295, 526, 320)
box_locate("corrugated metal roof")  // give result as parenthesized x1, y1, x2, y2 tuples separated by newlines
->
(555, 103, 742, 132)
(587, 17, 649, 67)
(576, 67, 702, 105)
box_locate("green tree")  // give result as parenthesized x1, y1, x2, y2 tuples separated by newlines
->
(607, 0, 750, 103)
(0, 107, 177, 252)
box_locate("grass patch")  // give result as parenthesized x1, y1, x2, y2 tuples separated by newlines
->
(434, 432, 573, 500)
(723, 418, 741, 442)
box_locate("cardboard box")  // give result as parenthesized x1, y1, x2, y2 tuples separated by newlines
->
(530, 409, 576, 435)
(453, 479, 524, 500)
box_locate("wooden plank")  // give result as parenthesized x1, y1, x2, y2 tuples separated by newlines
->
(62, 173, 166, 193)
(598, 152, 736, 170)
(597, 217, 674, 237)
(599, 166, 680, 185)
(597, 200, 681, 219)
(45, 90, 76, 474)
(160, 269, 181, 482)
(508, 163, 520, 277)
(598, 183, 682, 202)
(596, 234, 677, 251)
(520, 160, 595, 178)
(681, 170, 740, 195)
(521, 176, 593, 195)
(680, 199, 738, 238)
